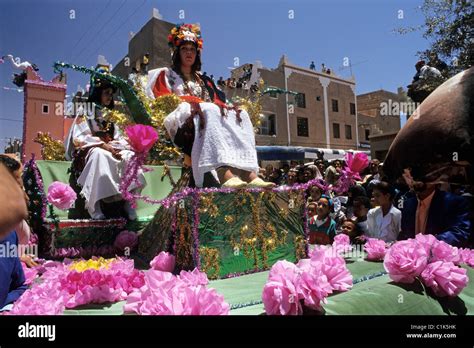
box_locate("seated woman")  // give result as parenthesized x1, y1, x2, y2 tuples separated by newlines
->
(65, 66, 145, 219)
(146, 23, 273, 188)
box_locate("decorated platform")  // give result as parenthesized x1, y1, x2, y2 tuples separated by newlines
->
(57, 254, 473, 316)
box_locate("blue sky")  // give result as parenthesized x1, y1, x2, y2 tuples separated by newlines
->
(0, 0, 428, 150)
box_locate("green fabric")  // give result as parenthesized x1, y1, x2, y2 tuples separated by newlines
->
(35, 160, 181, 220)
(195, 191, 305, 278)
(63, 260, 474, 316)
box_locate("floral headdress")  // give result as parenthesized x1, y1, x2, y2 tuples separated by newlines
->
(167, 23, 203, 51)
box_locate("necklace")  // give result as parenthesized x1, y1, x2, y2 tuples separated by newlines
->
(181, 72, 210, 101)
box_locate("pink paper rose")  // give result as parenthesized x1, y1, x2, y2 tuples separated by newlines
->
(149, 251, 175, 272)
(179, 268, 209, 286)
(384, 239, 429, 283)
(345, 152, 369, 177)
(298, 265, 332, 310)
(125, 124, 158, 153)
(311, 252, 353, 292)
(364, 238, 387, 261)
(458, 248, 474, 267)
(262, 279, 302, 315)
(421, 261, 468, 297)
(113, 230, 139, 254)
(47, 181, 77, 210)
(431, 240, 461, 264)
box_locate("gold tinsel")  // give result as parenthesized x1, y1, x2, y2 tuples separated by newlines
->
(294, 236, 307, 262)
(34, 132, 66, 161)
(101, 109, 132, 127)
(150, 94, 182, 128)
(233, 78, 265, 129)
(224, 215, 235, 224)
(199, 246, 220, 280)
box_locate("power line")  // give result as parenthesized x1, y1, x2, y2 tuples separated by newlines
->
(75, 0, 128, 63)
(0, 117, 23, 122)
(69, 0, 113, 60)
(83, 0, 147, 64)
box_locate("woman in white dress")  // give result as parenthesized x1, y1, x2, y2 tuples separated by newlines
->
(65, 66, 145, 219)
(146, 24, 273, 189)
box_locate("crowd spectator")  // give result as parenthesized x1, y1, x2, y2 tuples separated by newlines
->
(367, 181, 401, 242)
(308, 195, 337, 245)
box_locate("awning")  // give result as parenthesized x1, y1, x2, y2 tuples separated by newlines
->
(256, 146, 369, 161)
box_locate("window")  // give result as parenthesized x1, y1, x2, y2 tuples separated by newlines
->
(295, 93, 306, 108)
(258, 114, 276, 136)
(42, 104, 49, 114)
(365, 129, 370, 141)
(350, 103, 356, 115)
(297, 117, 309, 137)
(332, 99, 339, 112)
(345, 125, 352, 139)
(333, 123, 340, 138)
(316, 96, 321, 101)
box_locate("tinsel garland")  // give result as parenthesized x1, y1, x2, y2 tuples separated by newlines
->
(23, 157, 47, 221)
(34, 132, 66, 161)
(53, 61, 151, 125)
(192, 192, 201, 269)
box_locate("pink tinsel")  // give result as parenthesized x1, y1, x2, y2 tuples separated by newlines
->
(421, 261, 468, 297)
(364, 238, 387, 261)
(47, 181, 77, 210)
(149, 251, 176, 272)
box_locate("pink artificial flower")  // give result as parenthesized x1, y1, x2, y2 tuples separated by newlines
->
(364, 238, 387, 261)
(415, 233, 440, 254)
(10, 279, 66, 315)
(333, 234, 352, 254)
(113, 230, 138, 254)
(268, 260, 301, 283)
(431, 240, 461, 264)
(298, 265, 332, 310)
(345, 152, 369, 177)
(263, 260, 303, 315)
(47, 181, 77, 210)
(421, 261, 468, 297)
(124, 270, 229, 315)
(333, 233, 350, 246)
(458, 248, 474, 267)
(383, 239, 429, 283)
(21, 262, 39, 285)
(179, 268, 209, 286)
(125, 124, 159, 153)
(149, 251, 176, 272)
(262, 279, 302, 315)
(311, 251, 353, 292)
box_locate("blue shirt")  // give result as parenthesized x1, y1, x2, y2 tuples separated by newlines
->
(0, 231, 27, 308)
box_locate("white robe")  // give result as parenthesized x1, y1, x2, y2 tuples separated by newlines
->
(65, 111, 145, 217)
(146, 67, 259, 187)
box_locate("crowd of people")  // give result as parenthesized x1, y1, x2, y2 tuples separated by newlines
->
(258, 157, 472, 248)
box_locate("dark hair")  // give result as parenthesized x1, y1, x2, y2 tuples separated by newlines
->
(88, 81, 116, 109)
(0, 155, 21, 173)
(372, 181, 394, 199)
(171, 43, 202, 74)
(349, 185, 367, 198)
(353, 195, 371, 209)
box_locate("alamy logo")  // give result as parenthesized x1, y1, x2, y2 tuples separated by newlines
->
(18, 322, 56, 341)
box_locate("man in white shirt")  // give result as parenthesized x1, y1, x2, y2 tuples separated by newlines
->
(367, 181, 401, 242)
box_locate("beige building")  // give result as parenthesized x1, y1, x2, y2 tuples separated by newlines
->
(225, 56, 360, 151)
(356, 89, 404, 159)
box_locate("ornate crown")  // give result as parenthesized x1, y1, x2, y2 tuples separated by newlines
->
(167, 23, 203, 51)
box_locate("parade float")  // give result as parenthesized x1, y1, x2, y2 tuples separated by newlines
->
(9, 59, 474, 315)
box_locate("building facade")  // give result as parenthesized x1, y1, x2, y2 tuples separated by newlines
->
(22, 67, 68, 161)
